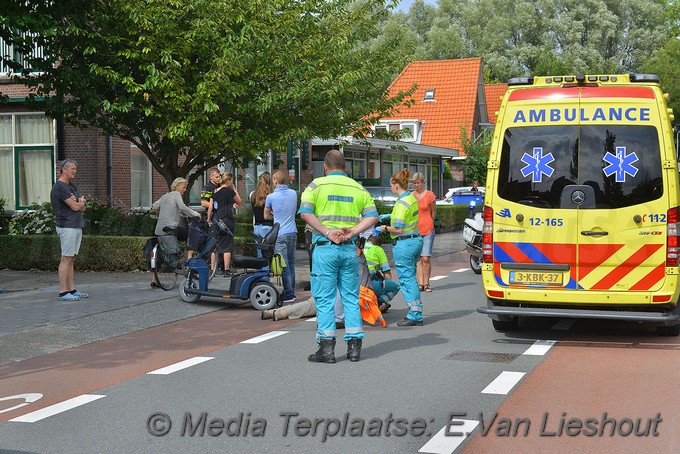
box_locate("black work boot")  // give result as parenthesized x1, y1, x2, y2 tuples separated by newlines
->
(346, 338, 362, 362)
(308, 339, 336, 364)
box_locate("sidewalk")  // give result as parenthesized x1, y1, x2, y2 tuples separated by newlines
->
(0, 230, 465, 364)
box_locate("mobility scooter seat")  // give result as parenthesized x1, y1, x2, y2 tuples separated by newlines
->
(231, 255, 268, 269)
(230, 223, 280, 270)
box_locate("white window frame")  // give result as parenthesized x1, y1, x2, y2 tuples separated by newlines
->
(130, 146, 152, 208)
(373, 120, 419, 142)
(0, 32, 45, 76)
(0, 112, 55, 210)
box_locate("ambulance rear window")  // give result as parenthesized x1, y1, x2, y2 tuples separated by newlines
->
(498, 125, 662, 209)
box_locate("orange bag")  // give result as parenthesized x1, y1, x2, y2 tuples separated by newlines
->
(359, 285, 387, 327)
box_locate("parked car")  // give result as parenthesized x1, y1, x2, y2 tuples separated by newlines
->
(365, 187, 397, 207)
(444, 186, 485, 198)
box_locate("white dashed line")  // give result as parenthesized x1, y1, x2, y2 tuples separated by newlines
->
(523, 340, 556, 356)
(419, 418, 479, 454)
(147, 357, 214, 375)
(453, 268, 469, 273)
(551, 319, 575, 331)
(9, 394, 106, 423)
(240, 330, 289, 344)
(430, 275, 448, 281)
(481, 371, 525, 395)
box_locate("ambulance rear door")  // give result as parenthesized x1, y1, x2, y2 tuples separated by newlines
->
(573, 87, 667, 293)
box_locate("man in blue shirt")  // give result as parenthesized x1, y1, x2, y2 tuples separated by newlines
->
(265, 170, 299, 303)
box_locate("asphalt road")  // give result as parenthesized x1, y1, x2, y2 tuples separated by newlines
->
(0, 239, 678, 453)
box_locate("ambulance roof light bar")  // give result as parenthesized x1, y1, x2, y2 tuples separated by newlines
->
(630, 73, 660, 83)
(508, 76, 534, 86)
(508, 73, 660, 86)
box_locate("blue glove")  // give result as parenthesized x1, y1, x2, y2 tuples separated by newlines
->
(378, 213, 391, 222)
(371, 227, 383, 238)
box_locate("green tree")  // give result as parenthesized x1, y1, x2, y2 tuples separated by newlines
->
(642, 36, 680, 128)
(1, 0, 413, 189)
(460, 128, 491, 186)
(392, 0, 670, 82)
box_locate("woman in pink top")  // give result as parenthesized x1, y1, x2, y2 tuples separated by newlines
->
(410, 172, 436, 292)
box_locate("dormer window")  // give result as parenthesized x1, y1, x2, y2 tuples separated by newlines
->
(372, 120, 419, 143)
(424, 89, 435, 101)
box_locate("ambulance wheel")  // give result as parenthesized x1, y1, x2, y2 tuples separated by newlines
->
(656, 323, 680, 336)
(179, 273, 201, 303)
(250, 282, 278, 311)
(470, 255, 482, 274)
(492, 317, 518, 331)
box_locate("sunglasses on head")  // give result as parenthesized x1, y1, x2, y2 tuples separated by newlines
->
(60, 159, 76, 171)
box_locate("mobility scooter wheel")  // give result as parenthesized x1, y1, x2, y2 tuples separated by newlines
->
(249, 282, 279, 311)
(179, 272, 201, 303)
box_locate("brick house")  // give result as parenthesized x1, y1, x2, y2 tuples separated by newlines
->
(312, 58, 507, 196)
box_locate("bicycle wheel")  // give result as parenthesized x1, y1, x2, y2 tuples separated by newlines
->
(208, 252, 221, 282)
(153, 245, 178, 291)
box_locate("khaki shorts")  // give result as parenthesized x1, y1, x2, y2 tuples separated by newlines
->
(56, 227, 83, 257)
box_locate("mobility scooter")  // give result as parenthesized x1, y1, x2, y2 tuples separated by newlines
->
(178, 220, 282, 310)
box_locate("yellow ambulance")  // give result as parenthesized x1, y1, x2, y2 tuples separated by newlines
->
(478, 74, 680, 336)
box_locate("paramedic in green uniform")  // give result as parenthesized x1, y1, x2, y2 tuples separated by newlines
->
(381, 168, 424, 326)
(299, 149, 379, 363)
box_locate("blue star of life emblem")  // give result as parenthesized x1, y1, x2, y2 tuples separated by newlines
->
(520, 147, 555, 183)
(602, 146, 638, 183)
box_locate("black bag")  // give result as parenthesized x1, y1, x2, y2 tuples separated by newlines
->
(158, 236, 180, 271)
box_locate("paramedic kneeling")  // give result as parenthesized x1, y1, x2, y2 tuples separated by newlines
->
(299, 149, 378, 363)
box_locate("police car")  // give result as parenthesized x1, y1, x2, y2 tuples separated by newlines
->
(478, 74, 680, 336)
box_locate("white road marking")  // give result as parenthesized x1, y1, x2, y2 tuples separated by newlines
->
(453, 268, 469, 273)
(240, 330, 289, 344)
(523, 340, 556, 356)
(9, 394, 105, 423)
(0, 393, 43, 415)
(430, 275, 448, 281)
(551, 319, 575, 331)
(147, 357, 214, 375)
(419, 418, 479, 454)
(481, 371, 525, 395)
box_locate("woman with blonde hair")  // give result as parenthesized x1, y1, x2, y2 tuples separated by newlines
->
(410, 172, 436, 292)
(250, 172, 274, 244)
(151, 177, 201, 287)
(379, 168, 424, 326)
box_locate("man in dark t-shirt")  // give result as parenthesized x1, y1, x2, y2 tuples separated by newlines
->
(200, 167, 221, 210)
(207, 173, 242, 276)
(50, 159, 87, 302)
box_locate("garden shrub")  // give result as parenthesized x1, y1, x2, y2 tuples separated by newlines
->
(8, 203, 56, 235)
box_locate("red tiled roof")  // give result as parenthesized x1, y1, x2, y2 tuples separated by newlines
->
(484, 83, 507, 125)
(382, 58, 483, 150)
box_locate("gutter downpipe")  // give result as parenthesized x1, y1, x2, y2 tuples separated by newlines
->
(107, 136, 113, 207)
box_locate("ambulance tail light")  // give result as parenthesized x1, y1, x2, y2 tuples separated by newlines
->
(666, 207, 680, 266)
(482, 205, 494, 263)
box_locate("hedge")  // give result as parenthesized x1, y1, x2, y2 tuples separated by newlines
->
(0, 234, 259, 272)
(0, 205, 471, 272)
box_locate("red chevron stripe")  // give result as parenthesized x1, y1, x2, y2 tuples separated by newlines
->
(629, 263, 666, 291)
(591, 244, 664, 290)
(498, 242, 532, 263)
(578, 244, 625, 279)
